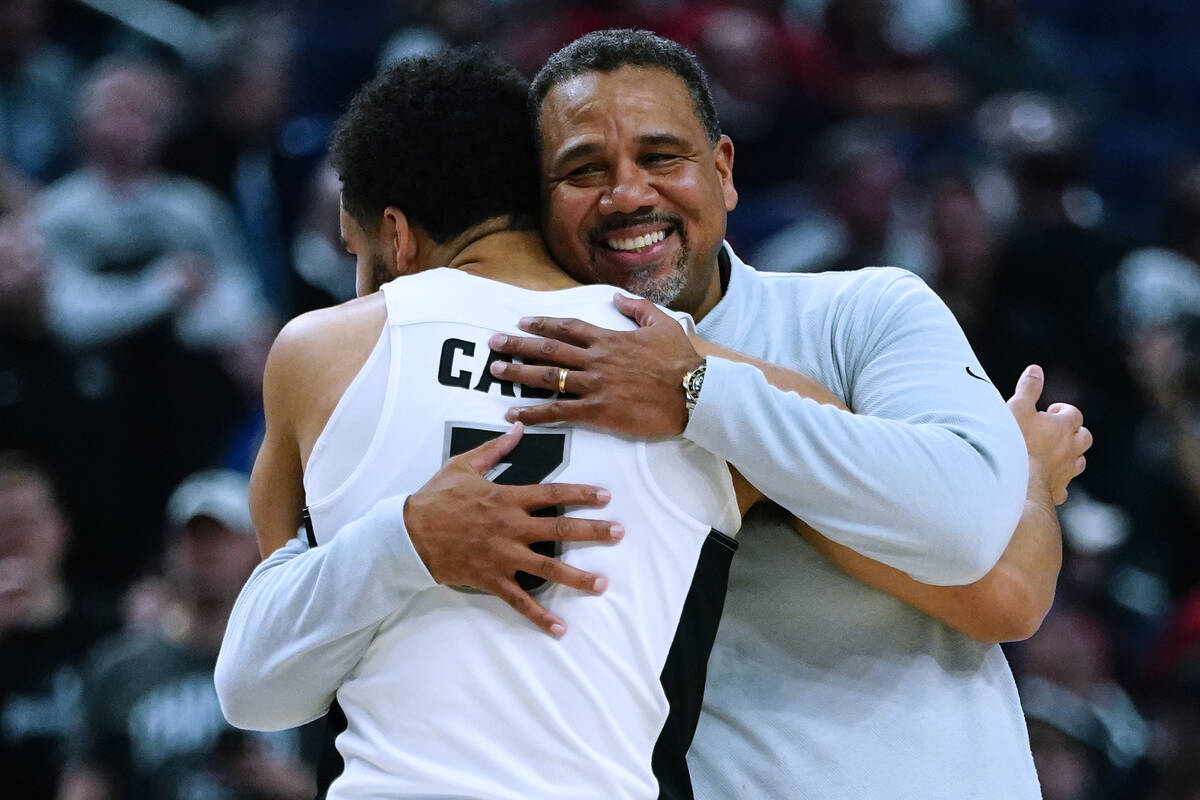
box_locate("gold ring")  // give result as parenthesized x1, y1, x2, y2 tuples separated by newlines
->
(557, 367, 569, 394)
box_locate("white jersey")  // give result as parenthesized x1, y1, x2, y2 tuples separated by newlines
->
(303, 268, 740, 800)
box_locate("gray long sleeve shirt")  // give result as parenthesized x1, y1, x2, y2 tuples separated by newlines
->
(687, 247, 1039, 800)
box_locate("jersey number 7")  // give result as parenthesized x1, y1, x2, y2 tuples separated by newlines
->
(446, 425, 571, 592)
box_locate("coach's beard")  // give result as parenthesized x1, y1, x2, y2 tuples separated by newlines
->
(629, 246, 689, 306)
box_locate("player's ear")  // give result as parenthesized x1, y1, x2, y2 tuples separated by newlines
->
(380, 206, 418, 273)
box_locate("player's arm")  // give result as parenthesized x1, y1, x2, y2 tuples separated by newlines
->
(218, 313, 441, 730)
(725, 356, 1086, 644)
(250, 319, 308, 557)
(789, 367, 1087, 643)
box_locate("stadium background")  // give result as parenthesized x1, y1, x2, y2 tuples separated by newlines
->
(1, 0, 1198, 798)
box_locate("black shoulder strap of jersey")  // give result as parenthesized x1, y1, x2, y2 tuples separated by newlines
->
(302, 506, 317, 547)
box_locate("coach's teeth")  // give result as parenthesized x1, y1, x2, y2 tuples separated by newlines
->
(606, 230, 667, 252)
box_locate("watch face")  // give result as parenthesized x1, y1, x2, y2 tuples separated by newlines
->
(687, 366, 705, 401)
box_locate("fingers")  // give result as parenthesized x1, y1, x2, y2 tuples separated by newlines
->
(492, 576, 566, 637)
(1048, 403, 1085, 430)
(488, 333, 589, 368)
(491, 362, 595, 395)
(517, 551, 609, 596)
(613, 293, 665, 327)
(505, 399, 590, 426)
(511, 482, 612, 513)
(518, 316, 604, 346)
(1074, 455, 1087, 477)
(1009, 364, 1044, 409)
(519, 514, 624, 545)
(456, 423, 524, 475)
(1075, 426, 1094, 455)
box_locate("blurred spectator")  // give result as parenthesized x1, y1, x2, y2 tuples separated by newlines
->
(290, 160, 355, 305)
(925, 164, 999, 357)
(0, 0, 78, 185)
(817, 0, 965, 120)
(57, 470, 316, 800)
(0, 212, 75, 452)
(936, 0, 1073, 101)
(687, 4, 832, 194)
(32, 57, 270, 587)
(1145, 588, 1200, 800)
(977, 93, 1140, 518)
(38, 56, 266, 353)
(1018, 605, 1149, 800)
(0, 213, 100, 548)
(751, 121, 934, 277)
(0, 452, 117, 799)
(1107, 163, 1200, 599)
(380, 0, 503, 66)
(495, 0, 655, 76)
(166, 12, 311, 316)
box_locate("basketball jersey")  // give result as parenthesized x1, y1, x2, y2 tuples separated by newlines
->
(302, 268, 740, 800)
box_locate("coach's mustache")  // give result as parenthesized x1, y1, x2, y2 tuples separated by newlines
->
(587, 212, 685, 245)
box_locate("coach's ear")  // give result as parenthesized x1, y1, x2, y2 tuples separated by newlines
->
(380, 206, 420, 276)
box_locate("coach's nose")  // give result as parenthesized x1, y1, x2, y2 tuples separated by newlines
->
(599, 162, 657, 215)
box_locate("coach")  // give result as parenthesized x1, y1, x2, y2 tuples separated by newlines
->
(480, 30, 1048, 799)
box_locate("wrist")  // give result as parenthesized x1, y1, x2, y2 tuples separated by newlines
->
(1026, 460, 1055, 507)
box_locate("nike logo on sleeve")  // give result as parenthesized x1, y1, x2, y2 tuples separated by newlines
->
(965, 366, 991, 384)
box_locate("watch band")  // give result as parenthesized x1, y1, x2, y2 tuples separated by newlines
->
(683, 361, 706, 416)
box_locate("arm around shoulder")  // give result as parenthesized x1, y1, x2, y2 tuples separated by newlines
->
(688, 269, 1028, 584)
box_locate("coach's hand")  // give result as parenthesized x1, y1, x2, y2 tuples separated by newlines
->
(403, 423, 622, 637)
(1007, 365, 1092, 505)
(487, 294, 704, 436)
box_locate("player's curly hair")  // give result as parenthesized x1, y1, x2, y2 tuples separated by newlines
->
(528, 29, 721, 146)
(329, 46, 538, 241)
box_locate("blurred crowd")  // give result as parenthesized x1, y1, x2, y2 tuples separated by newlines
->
(0, 0, 1197, 798)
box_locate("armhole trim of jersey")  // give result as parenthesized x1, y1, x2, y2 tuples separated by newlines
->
(304, 324, 404, 514)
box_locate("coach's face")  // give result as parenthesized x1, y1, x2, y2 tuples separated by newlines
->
(538, 66, 737, 319)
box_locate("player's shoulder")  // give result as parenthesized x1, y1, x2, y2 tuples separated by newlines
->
(273, 294, 386, 362)
(265, 291, 386, 412)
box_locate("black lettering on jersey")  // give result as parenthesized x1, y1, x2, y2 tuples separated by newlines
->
(474, 350, 516, 397)
(438, 338, 475, 389)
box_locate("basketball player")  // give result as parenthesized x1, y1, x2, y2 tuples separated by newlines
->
(218, 48, 863, 799)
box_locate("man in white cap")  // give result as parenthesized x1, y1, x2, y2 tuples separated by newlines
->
(59, 470, 318, 800)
